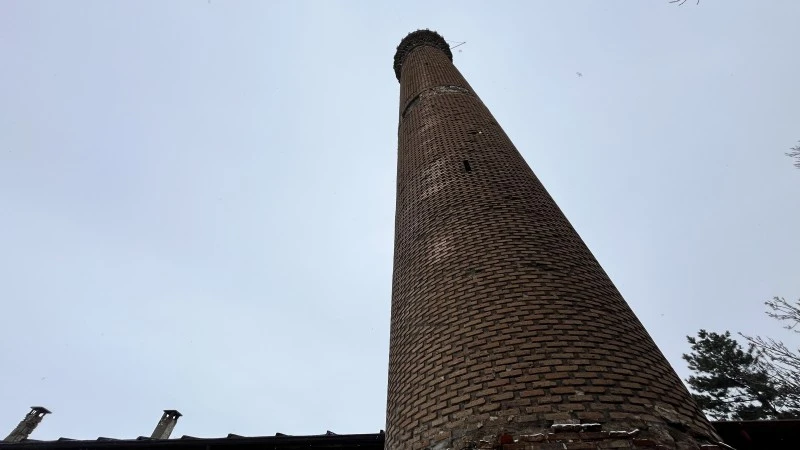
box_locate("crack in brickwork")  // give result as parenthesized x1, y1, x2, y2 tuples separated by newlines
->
(386, 31, 721, 450)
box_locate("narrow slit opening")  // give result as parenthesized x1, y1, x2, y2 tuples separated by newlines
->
(463, 160, 472, 172)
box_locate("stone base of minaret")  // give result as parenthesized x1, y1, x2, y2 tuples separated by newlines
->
(434, 420, 730, 450)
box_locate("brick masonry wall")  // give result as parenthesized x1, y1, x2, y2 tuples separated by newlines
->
(386, 31, 721, 450)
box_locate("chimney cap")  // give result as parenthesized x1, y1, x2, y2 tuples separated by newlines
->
(394, 29, 452, 81)
(30, 407, 52, 414)
(163, 410, 182, 417)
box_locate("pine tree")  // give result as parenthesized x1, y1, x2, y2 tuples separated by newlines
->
(684, 327, 800, 420)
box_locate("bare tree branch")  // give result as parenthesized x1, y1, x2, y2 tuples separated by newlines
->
(787, 142, 800, 169)
(766, 297, 800, 332)
(739, 297, 800, 412)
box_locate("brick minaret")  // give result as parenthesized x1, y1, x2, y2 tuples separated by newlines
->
(386, 30, 721, 450)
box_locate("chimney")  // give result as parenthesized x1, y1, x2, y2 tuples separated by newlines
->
(4, 407, 51, 443)
(150, 410, 182, 439)
(386, 30, 722, 450)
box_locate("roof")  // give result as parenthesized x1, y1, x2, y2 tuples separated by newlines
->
(0, 433, 384, 450)
(4, 421, 800, 450)
(711, 419, 800, 450)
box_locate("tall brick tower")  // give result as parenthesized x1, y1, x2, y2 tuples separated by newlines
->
(386, 30, 722, 450)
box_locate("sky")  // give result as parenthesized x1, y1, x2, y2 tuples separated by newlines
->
(1, 0, 799, 442)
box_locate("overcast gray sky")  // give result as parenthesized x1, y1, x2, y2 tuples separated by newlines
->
(1, 0, 799, 441)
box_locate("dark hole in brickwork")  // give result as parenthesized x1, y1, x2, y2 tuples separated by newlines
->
(463, 160, 472, 172)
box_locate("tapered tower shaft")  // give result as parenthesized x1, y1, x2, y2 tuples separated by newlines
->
(386, 30, 720, 450)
